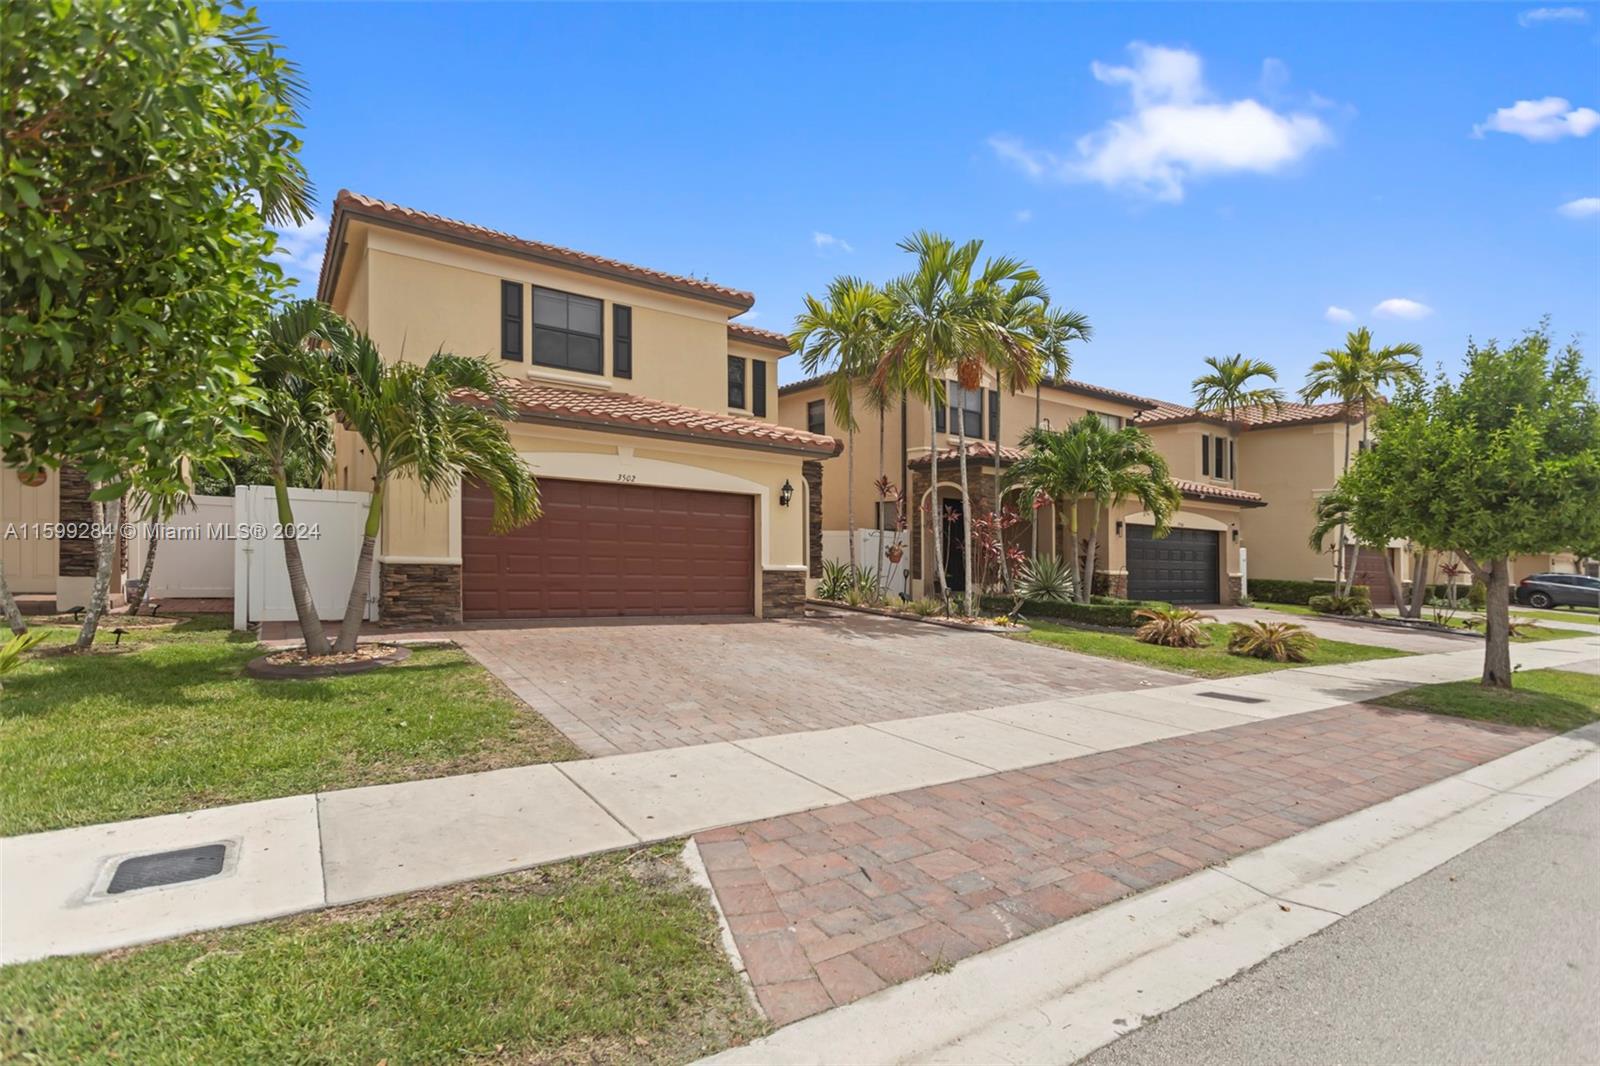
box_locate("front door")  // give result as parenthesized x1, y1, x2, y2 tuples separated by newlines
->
(941, 497, 966, 593)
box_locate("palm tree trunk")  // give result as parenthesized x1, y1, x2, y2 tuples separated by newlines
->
(335, 479, 384, 653)
(1067, 502, 1083, 603)
(875, 412, 887, 590)
(1032, 384, 1041, 559)
(846, 428, 858, 572)
(127, 519, 160, 611)
(0, 559, 27, 635)
(928, 401, 945, 607)
(273, 462, 331, 656)
(994, 450, 1014, 599)
(1338, 414, 1353, 594)
(957, 413, 973, 613)
(1084, 505, 1101, 603)
(74, 491, 121, 649)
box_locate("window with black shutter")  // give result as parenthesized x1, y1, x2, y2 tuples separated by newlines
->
(1229, 439, 1235, 480)
(500, 281, 523, 361)
(612, 305, 632, 379)
(936, 396, 947, 432)
(988, 389, 999, 442)
(532, 286, 603, 373)
(752, 360, 767, 416)
(728, 356, 746, 408)
(1214, 436, 1226, 479)
(1201, 433, 1211, 475)
(807, 399, 825, 435)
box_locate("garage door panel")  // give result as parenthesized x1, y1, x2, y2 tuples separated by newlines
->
(462, 478, 754, 619)
(1126, 526, 1220, 605)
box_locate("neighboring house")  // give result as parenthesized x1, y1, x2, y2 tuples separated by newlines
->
(318, 191, 838, 623)
(776, 376, 1263, 605)
(0, 465, 106, 610)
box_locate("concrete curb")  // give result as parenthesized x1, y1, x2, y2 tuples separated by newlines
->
(698, 730, 1600, 1064)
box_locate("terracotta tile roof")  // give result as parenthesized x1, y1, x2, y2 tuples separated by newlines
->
(1173, 478, 1267, 506)
(727, 321, 791, 352)
(319, 190, 755, 311)
(456, 381, 840, 457)
(909, 441, 1027, 467)
(1135, 399, 1355, 430)
(778, 372, 829, 397)
(1040, 377, 1162, 411)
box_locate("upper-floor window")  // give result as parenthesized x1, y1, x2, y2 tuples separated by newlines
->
(1201, 433, 1211, 476)
(612, 305, 632, 379)
(751, 359, 767, 417)
(533, 286, 603, 374)
(807, 399, 825, 435)
(1093, 411, 1122, 431)
(728, 356, 746, 408)
(500, 281, 523, 362)
(949, 384, 982, 437)
(1214, 435, 1228, 479)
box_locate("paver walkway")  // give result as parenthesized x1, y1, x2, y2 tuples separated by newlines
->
(693, 705, 1549, 1025)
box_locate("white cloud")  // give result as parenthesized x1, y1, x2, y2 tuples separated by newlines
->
(1325, 305, 1355, 323)
(812, 231, 853, 254)
(1259, 57, 1291, 95)
(1518, 6, 1590, 26)
(1559, 196, 1600, 218)
(1014, 208, 1034, 223)
(1473, 97, 1600, 141)
(1373, 298, 1433, 320)
(989, 43, 1332, 203)
(269, 213, 328, 279)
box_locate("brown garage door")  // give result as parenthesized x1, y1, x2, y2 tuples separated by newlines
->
(462, 478, 754, 619)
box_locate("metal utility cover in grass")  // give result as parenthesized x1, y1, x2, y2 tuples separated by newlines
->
(107, 844, 228, 894)
(1198, 690, 1268, 704)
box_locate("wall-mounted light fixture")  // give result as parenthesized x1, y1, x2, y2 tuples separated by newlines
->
(1114, 520, 1124, 535)
(779, 479, 794, 507)
(1231, 525, 1240, 542)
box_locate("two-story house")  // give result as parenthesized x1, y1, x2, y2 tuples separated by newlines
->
(777, 375, 1263, 605)
(317, 191, 838, 624)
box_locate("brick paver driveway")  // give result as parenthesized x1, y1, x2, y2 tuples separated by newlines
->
(453, 608, 1184, 756)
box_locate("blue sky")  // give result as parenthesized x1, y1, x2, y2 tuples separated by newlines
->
(263, 2, 1600, 397)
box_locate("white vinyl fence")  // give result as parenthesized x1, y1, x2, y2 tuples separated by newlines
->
(233, 485, 378, 630)
(123, 494, 235, 600)
(820, 529, 909, 599)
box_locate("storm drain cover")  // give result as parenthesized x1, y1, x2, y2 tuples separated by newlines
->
(107, 844, 227, 894)
(1198, 690, 1268, 705)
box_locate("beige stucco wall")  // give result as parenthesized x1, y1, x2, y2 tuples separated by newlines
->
(1234, 422, 1348, 582)
(0, 469, 60, 592)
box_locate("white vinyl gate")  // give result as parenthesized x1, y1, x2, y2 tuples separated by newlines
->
(232, 486, 378, 630)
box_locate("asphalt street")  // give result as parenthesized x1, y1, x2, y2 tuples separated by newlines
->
(1081, 780, 1600, 1066)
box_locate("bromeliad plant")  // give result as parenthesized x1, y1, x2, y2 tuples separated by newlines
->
(1016, 554, 1075, 604)
(1227, 620, 1317, 662)
(324, 335, 540, 654)
(1133, 606, 1214, 648)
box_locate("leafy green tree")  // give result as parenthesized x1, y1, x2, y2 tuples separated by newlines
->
(2, 0, 312, 644)
(1190, 354, 1284, 487)
(1336, 324, 1600, 687)
(324, 336, 541, 653)
(790, 277, 892, 572)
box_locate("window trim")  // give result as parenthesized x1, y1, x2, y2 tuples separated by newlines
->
(500, 280, 523, 362)
(531, 284, 605, 376)
(1201, 433, 1211, 476)
(612, 304, 632, 379)
(950, 383, 982, 437)
(1214, 436, 1227, 479)
(751, 359, 767, 417)
(728, 355, 747, 409)
(807, 399, 825, 435)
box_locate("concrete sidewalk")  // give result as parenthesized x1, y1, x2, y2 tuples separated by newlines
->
(3, 636, 1595, 964)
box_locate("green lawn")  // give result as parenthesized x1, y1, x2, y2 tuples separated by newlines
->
(1250, 601, 1318, 617)
(1375, 668, 1600, 732)
(1510, 606, 1600, 625)
(0, 617, 580, 836)
(1018, 621, 1411, 678)
(0, 844, 762, 1065)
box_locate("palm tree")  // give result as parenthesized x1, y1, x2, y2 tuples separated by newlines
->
(125, 471, 193, 612)
(324, 334, 540, 652)
(1302, 326, 1422, 588)
(1078, 418, 1181, 602)
(1027, 304, 1092, 557)
(1006, 422, 1096, 602)
(878, 232, 1044, 610)
(1190, 353, 1284, 487)
(789, 277, 891, 574)
(245, 300, 348, 655)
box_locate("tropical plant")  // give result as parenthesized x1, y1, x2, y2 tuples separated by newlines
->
(876, 232, 1045, 605)
(1026, 305, 1093, 556)
(970, 504, 1026, 598)
(125, 473, 194, 612)
(1227, 620, 1317, 662)
(1133, 606, 1214, 648)
(818, 559, 853, 601)
(906, 597, 944, 617)
(790, 277, 892, 572)
(0, 629, 48, 688)
(1331, 323, 1600, 686)
(1308, 591, 1371, 616)
(1307, 488, 1399, 602)
(1190, 354, 1284, 487)
(1301, 327, 1422, 589)
(1463, 616, 1539, 639)
(323, 335, 541, 653)
(1017, 554, 1075, 604)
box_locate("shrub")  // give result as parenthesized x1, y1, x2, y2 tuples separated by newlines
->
(1249, 578, 1375, 606)
(985, 596, 1171, 628)
(818, 559, 851, 601)
(906, 598, 944, 617)
(1308, 588, 1372, 616)
(1017, 556, 1074, 604)
(1133, 606, 1214, 648)
(1227, 620, 1317, 662)
(1468, 580, 1487, 610)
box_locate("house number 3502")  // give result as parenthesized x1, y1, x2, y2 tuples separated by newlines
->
(616, 473, 636, 483)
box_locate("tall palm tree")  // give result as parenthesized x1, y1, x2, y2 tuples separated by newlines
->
(789, 276, 891, 574)
(1190, 353, 1284, 487)
(245, 300, 348, 655)
(324, 334, 541, 652)
(1027, 304, 1092, 557)
(878, 232, 1044, 610)
(1006, 423, 1097, 602)
(1302, 326, 1422, 588)
(1079, 418, 1182, 602)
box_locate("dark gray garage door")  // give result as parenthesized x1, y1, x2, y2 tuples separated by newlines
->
(1126, 525, 1220, 605)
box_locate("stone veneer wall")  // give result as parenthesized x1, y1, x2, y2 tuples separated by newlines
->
(379, 562, 462, 626)
(1227, 573, 1243, 605)
(761, 568, 806, 619)
(908, 463, 1033, 589)
(803, 460, 823, 579)
(57, 464, 97, 577)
